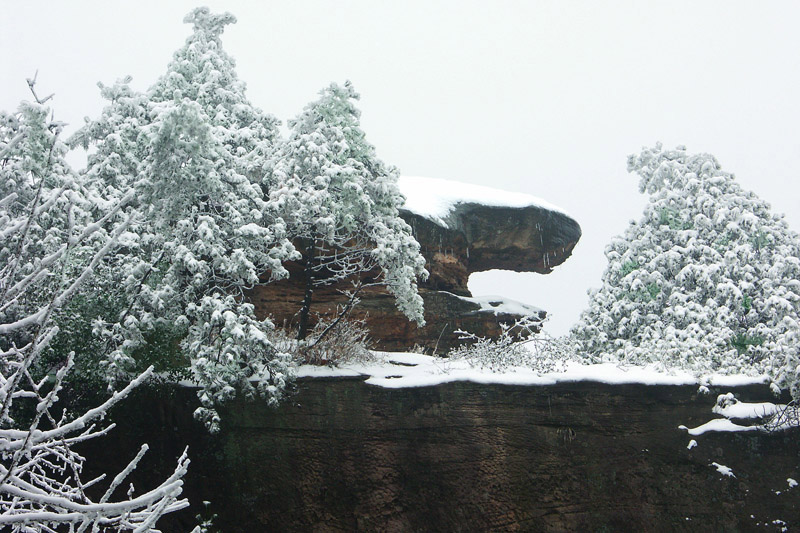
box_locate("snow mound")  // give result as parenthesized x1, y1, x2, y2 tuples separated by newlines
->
(712, 392, 781, 419)
(295, 366, 363, 379)
(679, 391, 794, 436)
(711, 462, 736, 478)
(398, 175, 569, 227)
(679, 418, 758, 436)
(452, 293, 545, 317)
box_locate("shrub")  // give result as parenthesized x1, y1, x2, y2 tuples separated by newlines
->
(288, 316, 375, 366)
(449, 316, 573, 374)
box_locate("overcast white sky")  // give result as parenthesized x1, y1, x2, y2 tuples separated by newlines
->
(3, 1, 799, 335)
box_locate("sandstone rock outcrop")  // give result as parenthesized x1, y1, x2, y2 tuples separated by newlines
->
(250, 177, 581, 351)
(83, 380, 799, 531)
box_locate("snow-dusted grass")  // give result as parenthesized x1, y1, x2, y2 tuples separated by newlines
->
(398, 175, 569, 227)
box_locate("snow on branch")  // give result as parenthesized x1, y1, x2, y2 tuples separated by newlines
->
(0, 93, 188, 530)
(449, 314, 572, 374)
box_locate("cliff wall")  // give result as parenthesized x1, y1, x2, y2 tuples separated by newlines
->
(83, 379, 799, 531)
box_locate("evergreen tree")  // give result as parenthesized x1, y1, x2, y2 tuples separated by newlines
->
(268, 81, 427, 340)
(1, 89, 115, 376)
(149, 8, 280, 185)
(74, 8, 297, 431)
(1, 91, 188, 531)
(573, 144, 800, 397)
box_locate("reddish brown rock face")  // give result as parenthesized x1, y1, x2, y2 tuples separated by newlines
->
(250, 202, 581, 351)
(83, 380, 799, 532)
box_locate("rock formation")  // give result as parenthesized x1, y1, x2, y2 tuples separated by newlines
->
(250, 176, 582, 351)
(83, 379, 800, 532)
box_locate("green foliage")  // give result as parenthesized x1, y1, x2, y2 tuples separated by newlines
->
(750, 229, 770, 251)
(622, 282, 660, 303)
(573, 144, 800, 396)
(128, 324, 188, 378)
(620, 260, 638, 277)
(713, 231, 733, 253)
(194, 501, 219, 533)
(728, 332, 765, 355)
(647, 282, 661, 300)
(629, 283, 659, 302)
(39, 292, 125, 387)
(658, 207, 692, 230)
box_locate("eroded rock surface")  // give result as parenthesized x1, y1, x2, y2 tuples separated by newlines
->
(84, 380, 800, 532)
(251, 193, 582, 351)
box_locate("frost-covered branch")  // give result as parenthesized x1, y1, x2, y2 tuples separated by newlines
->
(306, 281, 375, 348)
(0, 93, 188, 530)
(449, 314, 572, 374)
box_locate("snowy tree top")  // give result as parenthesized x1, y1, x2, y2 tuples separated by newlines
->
(183, 7, 237, 39)
(398, 175, 570, 227)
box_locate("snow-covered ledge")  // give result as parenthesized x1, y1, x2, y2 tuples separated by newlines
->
(397, 175, 581, 290)
(399, 176, 570, 228)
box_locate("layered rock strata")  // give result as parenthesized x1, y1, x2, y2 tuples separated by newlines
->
(83, 379, 799, 532)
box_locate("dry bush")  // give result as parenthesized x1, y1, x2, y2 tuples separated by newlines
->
(449, 315, 573, 374)
(296, 317, 375, 366)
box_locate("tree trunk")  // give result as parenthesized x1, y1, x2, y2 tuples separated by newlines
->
(308, 281, 365, 348)
(296, 239, 315, 340)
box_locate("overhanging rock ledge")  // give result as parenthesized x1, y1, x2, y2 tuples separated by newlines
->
(251, 176, 582, 351)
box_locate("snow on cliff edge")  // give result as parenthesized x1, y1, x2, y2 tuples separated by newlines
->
(296, 352, 769, 390)
(399, 175, 569, 227)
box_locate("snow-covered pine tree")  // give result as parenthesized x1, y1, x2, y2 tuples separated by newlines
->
(268, 81, 427, 341)
(572, 144, 800, 397)
(74, 8, 298, 431)
(0, 92, 188, 531)
(148, 8, 281, 185)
